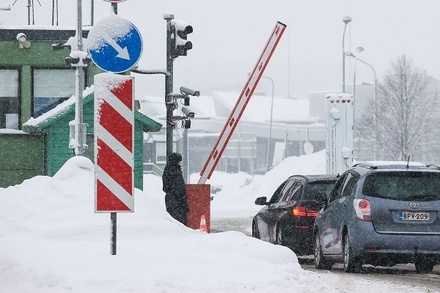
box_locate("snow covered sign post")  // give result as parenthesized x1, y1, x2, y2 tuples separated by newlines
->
(89, 13, 142, 255)
(103, 0, 128, 16)
(88, 15, 142, 74)
(94, 74, 134, 213)
(198, 21, 287, 184)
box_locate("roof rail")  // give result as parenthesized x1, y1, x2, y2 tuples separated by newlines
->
(353, 162, 378, 169)
(354, 161, 427, 170)
(426, 162, 440, 170)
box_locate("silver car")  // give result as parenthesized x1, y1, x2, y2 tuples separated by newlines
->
(313, 161, 440, 273)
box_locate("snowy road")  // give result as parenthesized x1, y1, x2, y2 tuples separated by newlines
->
(211, 216, 440, 292)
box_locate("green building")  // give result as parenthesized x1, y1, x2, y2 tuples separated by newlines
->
(0, 27, 161, 188)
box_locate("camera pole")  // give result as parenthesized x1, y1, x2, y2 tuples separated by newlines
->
(164, 14, 175, 160)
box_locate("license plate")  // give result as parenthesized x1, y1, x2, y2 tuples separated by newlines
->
(399, 211, 429, 221)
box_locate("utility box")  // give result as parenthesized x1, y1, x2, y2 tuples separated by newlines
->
(325, 94, 354, 175)
(186, 184, 211, 232)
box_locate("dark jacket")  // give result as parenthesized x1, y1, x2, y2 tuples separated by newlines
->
(162, 153, 189, 225)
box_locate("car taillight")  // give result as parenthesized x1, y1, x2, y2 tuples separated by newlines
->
(353, 199, 372, 221)
(292, 206, 319, 217)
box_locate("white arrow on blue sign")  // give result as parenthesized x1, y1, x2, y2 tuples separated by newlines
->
(88, 15, 143, 73)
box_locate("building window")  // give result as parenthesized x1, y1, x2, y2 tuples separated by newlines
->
(33, 69, 80, 118)
(0, 69, 19, 129)
(155, 142, 176, 164)
(156, 142, 167, 164)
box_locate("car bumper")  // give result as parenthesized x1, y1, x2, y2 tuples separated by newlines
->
(285, 227, 314, 255)
(349, 221, 440, 258)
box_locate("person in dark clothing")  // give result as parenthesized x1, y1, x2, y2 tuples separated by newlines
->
(162, 152, 189, 225)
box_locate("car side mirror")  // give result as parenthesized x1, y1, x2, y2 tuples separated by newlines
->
(255, 196, 268, 205)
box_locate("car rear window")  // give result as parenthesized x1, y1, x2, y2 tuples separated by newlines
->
(362, 171, 440, 201)
(303, 181, 336, 201)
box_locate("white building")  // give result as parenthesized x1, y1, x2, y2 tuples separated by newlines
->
(139, 90, 330, 176)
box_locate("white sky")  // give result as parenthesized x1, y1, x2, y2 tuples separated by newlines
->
(0, 150, 432, 292)
(1, 0, 440, 100)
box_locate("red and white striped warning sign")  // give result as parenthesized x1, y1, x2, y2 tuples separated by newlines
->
(94, 73, 134, 212)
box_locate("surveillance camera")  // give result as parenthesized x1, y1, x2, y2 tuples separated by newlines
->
(52, 42, 71, 51)
(16, 33, 27, 43)
(180, 86, 200, 97)
(181, 106, 195, 119)
(183, 119, 191, 129)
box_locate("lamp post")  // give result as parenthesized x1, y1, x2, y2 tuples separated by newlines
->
(345, 50, 378, 160)
(261, 76, 275, 172)
(342, 16, 352, 93)
(352, 46, 364, 99)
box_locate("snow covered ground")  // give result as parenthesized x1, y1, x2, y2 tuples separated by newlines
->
(0, 151, 431, 292)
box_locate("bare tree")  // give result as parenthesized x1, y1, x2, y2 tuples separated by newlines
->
(355, 55, 440, 162)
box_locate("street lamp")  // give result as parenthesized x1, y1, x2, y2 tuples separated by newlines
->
(352, 46, 364, 99)
(345, 50, 378, 160)
(261, 76, 275, 172)
(266, 77, 275, 172)
(342, 16, 352, 93)
(248, 74, 275, 172)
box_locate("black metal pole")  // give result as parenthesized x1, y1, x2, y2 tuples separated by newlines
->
(164, 14, 174, 159)
(111, 212, 117, 255)
(90, 0, 94, 26)
(110, 0, 118, 257)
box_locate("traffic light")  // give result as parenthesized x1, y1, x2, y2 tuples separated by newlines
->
(171, 20, 193, 58)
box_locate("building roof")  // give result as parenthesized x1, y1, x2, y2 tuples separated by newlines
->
(138, 90, 324, 142)
(23, 87, 162, 133)
(139, 91, 317, 124)
(0, 26, 89, 41)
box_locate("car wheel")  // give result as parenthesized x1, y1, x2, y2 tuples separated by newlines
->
(314, 232, 333, 270)
(343, 233, 361, 273)
(252, 220, 260, 239)
(415, 256, 434, 274)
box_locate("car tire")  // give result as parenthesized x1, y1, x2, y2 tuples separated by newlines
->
(252, 220, 260, 239)
(415, 256, 434, 274)
(314, 232, 333, 270)
(343, 233, 361, 273)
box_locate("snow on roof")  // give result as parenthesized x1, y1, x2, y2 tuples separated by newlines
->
(140, 90, 316, 124)
(23, 86, 94, 127)
(138, 95, 167, 118)
(139, 94, 217, 120)
(140, 92, 316, 123)
(0, 25, 87, 30)
(185, 95, 217, 118)
(212, 91, 313, 123)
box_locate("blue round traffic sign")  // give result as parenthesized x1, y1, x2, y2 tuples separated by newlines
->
(88, 15, 143, 73)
